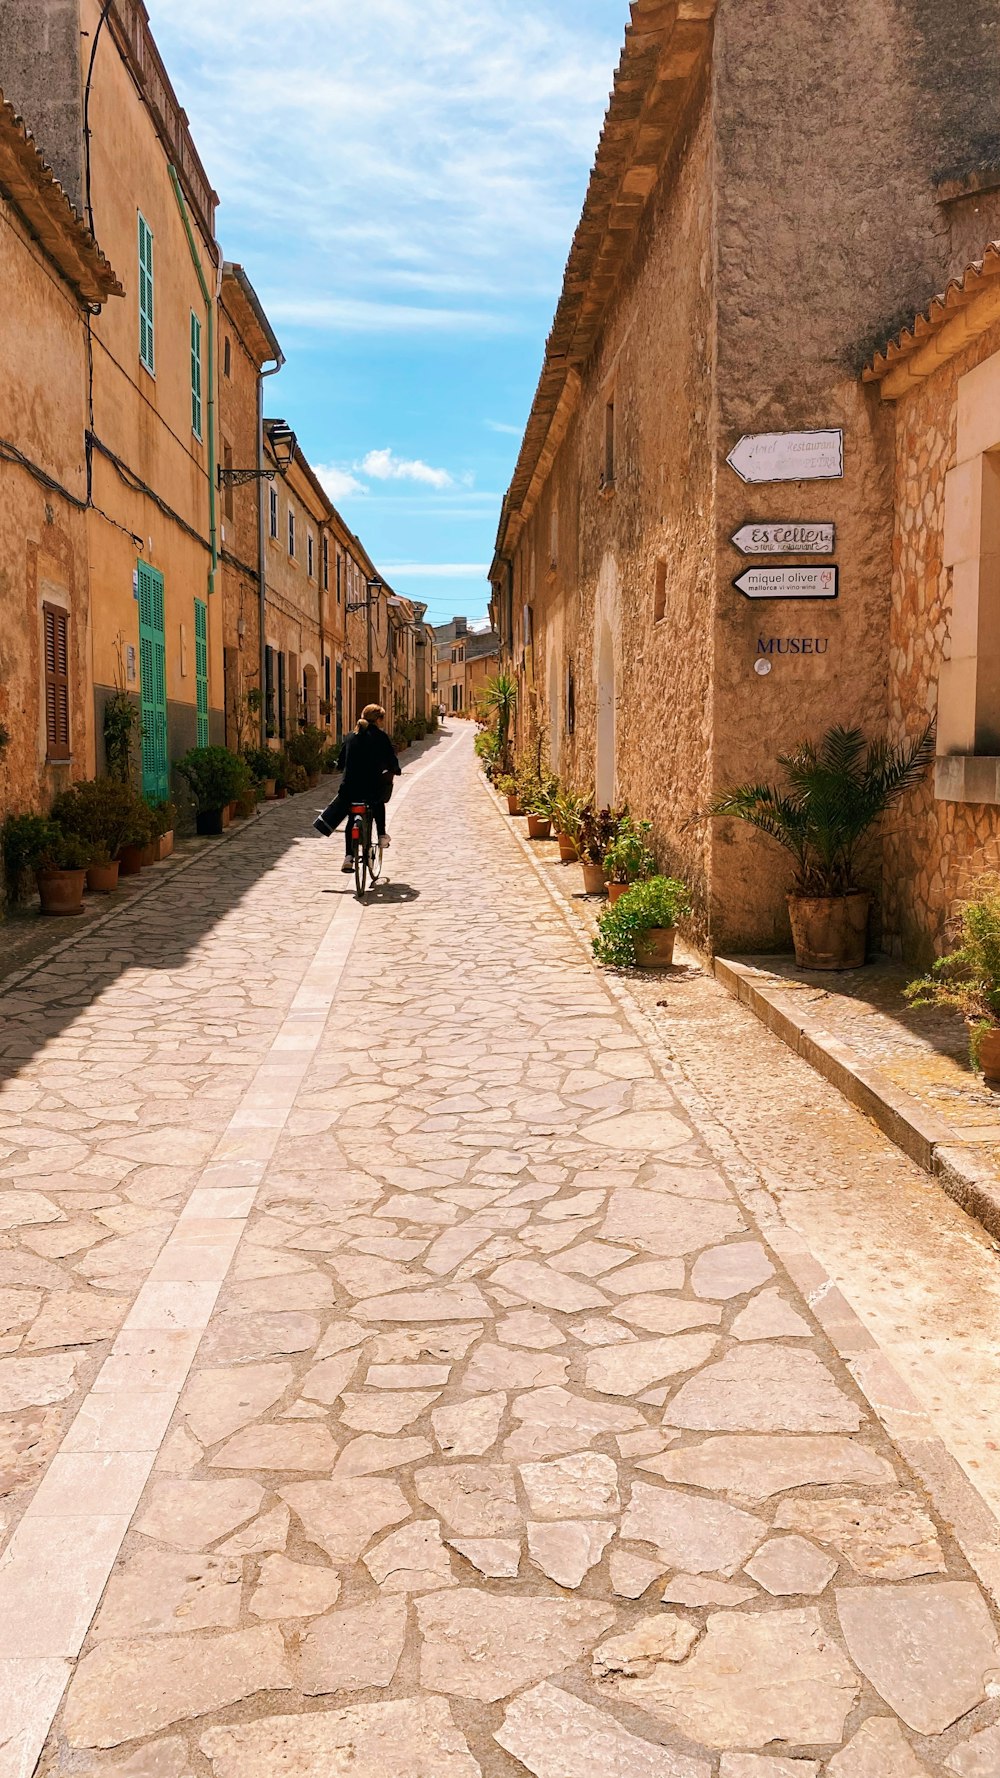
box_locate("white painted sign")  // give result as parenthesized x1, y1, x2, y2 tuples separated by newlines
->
(734, 566, 839, 600)
(727, 430, 843, 484)
(731, 521, 835, 555)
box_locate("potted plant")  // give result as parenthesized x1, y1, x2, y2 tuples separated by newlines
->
(50, 777, 139, 889)
(594, 875, 693, 970)
(117, 797, 153, 875)
(526, 778, 559, 841)
(479, 671, 517, 778)
(551, 789, 585, 863)
(243, 745, 276, 800)
(905, 874, 1000, 1082)
(603, 816, 656, 903)
(149, 799, 177, 860)
(578, 804, 626, 896)
(0, 817, 92, 916)
(285, 724, 327, 788)
(273, 753, 290, 799)
(3, 815, 60, 907)
(285, 761, 309, 795)
(496, 772, 522, 816)
(176, 745, 250, 834)
(711, 722, 935, 970)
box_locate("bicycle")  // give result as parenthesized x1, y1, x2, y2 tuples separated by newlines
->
(349, 801, 383, 895)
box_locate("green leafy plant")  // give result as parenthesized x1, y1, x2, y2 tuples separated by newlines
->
(527, 776, 560, 819)
(148, 798, 176, 837)
(321, 743, 342, 773)
(3, 815, 60, 898)
(905, 874, 1000, 1066)
(127, 800, 155, 847)
(593, 875, 693, 969)
(496, 772, 519, 799)
(603, 816, 656, 885)
(285, 724, 327, 776)
(103, 634, 143, 784)
(710, 723, 935, 897)
(285, 761, 309, 794)
(551, 789, 587, 840)
(578, 803, 627, 868)
(242, 745, 275, 784)
(175, 746, 249, 812)
(474, 730, 501, 776)
(50, 778, 141, 861)
(479, 671, 517, 775)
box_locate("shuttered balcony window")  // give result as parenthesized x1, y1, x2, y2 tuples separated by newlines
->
(194, 598, 209, 745)
(190, 311, 203, 439)
(138, 213, 155, 373)
(43, 604, 70, 762)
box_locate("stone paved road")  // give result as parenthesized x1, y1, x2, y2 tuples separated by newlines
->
(4, 731, 1000, 1777)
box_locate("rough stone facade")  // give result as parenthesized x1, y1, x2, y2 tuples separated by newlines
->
(494, 0, 1000, 957)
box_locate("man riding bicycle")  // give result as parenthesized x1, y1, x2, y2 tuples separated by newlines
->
(313, 703, 401, 872)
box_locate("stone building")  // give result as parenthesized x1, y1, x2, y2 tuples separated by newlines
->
(218, 264, 283, 753)
(433, 618, 469, 715)
(866, 244, 1000, 962)
(1, 0, 225, 805)
(491, 0, 1000, 957)
(465, 628, 501, 712)
(0, 93, 122, 818)
(262, 428, 336, 747)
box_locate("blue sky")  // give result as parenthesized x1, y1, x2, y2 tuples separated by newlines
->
(146, 0, 627, 626)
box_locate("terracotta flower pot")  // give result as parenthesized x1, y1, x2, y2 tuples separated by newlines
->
(787, 891, 870, 970)
(634, 926, 677, 969)
(608, 881, 631, 904)
(86, 859, 120, 894)
(506, 794, 523, 815)
(276, 787, 287, 800)
(977, 1026, 1000, 1084)
(557, 833, 579, 864)
(264, 779, 277, 800)
(582, 862, 607, 895)
(138, 842, 156, 868)
(527, 815, 552, 840)
(196, 808, 226, 836)
(155, 831, 174, 861)
(37, 867, 86, 915)
(227, 802, 239, 821)
(117, 844, 143, 876)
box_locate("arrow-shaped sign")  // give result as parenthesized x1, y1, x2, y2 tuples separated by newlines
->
(726, 430, 843, 484)
(734, 566, 839, 600)
(731, 521, 835, 556)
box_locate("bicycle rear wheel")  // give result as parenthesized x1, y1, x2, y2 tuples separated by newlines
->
(368, 823, 383, 884)
(353, 813, 369, 895)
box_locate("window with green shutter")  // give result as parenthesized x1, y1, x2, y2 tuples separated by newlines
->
(137, 561, 168, 800)
(190, 311, 203, 438)
(138, 213, 155, 373)
(194, 598, 209, 744)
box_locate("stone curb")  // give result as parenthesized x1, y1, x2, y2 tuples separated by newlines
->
(477, 766, 1000, 1607)
(713, 954, 1000, 1246)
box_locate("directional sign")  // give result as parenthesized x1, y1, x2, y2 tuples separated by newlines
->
(734, 566, 838, 601)
(731, 521, 835, 556)
(726, 430, 843, 484)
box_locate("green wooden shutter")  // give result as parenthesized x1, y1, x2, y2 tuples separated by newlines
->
(137, 562, 168, 799)
(194, 598, 209, 745)
(138, 214, 155, 372)
(190, 311, 203, 438)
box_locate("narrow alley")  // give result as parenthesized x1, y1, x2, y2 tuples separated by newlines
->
(3, 729, 1000, 1776)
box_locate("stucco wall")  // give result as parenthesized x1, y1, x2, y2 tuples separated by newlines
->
(881, 319, 1000, 964)
(511, 87, 718, 936)
(218, 292, 265, 746)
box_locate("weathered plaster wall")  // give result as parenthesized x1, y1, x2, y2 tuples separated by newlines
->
(511, 88, 717, 935)
(0, 189, 91, 817)
(882, 318, 1000, 964)
(218, 296, 264, 748)
(0, 0, 84, 206)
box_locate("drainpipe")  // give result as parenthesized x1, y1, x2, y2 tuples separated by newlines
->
(168, 167, 217, 598)
(257, 364, 283, 743)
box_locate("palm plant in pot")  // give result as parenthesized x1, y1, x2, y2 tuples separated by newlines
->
(578, 804, 626, 896)
(552, 789, 586, 863)
(905, 875, 1000, 1082)
(479, 671, 517, 778)
(603, 816, 656, 904)
(593, 875, 693, 970)
(711, 722, 935, 970)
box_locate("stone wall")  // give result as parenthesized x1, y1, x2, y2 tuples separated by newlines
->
(881, 315, 1000, 965)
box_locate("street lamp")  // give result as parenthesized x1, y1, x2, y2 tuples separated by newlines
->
(346, 576, 384, 613)
(218, 418, 297, 488)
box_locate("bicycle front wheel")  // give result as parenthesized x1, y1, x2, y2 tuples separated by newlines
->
(368, 825, 383, 884)
(353, 817, 369, 895)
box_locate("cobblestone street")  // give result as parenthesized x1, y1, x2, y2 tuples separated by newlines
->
(4, 729, 1000, 1777)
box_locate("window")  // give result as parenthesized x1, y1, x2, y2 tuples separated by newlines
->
(223, 335, 231, 378)
(137, 212, 155, 373)
(264, 645, 276, 736)
(653, 558, 668, 624)
(336, 551, 342, 604)
(324, 654, 331, 707)
(288, 508, 296, 558)
(194, 598, 209, 745)
(549, 504, 558, 570)
(603, 391, 616, 487)
(566, 664, 576, 736)
(277, 651, 287, 738)
(189, 311, 203, 439)
(451, 682, 460, 712)
(307, 533, 315, 578)
(322, 535, 329, 592)
(269, 485, 278, 538)
(43, 604, 70, 761)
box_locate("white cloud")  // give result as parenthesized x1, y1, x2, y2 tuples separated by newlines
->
(360, 450, 454, 490)
(485, 420, 523, 436)
(314, 464, 366, 502)
(381, 563, 489, 578)
(263, 296, 520, 336)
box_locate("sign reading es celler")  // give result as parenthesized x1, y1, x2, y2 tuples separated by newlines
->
(732, 521, 835, 556)
(734, 566, 839, 600)
(726, 430, 843, 484)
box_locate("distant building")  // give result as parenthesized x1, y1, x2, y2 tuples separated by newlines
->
(464, 628, 501, 711)
(433, 617, 469, 714)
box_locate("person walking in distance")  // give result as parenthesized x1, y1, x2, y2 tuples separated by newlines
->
(313, 704, 401, 872)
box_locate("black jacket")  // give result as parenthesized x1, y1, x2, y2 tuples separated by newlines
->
(337, 725, 401, 800)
